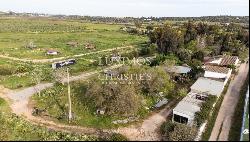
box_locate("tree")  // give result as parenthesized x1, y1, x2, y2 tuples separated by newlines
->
(53, 68, 68, 84)
(134, 20, 143, 29)
(85, 77, 141, 117)
(177, 48, 192, 63)
(196, 22, 209, 35)
(140, 67, 174, 96)
(150, 24, 184, 54)
(192, 50, 205, 61)
(30, 67, 44, 96)
(184, 21, 198, 44)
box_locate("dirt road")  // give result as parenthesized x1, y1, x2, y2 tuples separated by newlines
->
(0, 46, 133, 63)
(209, 62, 249, 141)
(1, 64, 174, 141)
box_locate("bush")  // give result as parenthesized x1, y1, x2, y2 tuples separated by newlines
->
(0, 66, 14, 75)
(161, 121, 198, 141)
(194, 95, 217, 127)
(109, 133, 128, 141)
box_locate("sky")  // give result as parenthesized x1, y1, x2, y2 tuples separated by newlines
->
(0, 0, 249, 17)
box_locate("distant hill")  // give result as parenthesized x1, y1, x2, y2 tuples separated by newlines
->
(0, 11, 249, 24)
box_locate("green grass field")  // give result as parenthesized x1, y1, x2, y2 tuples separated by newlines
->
(0, 17, 147, 89)
(0, 17, 147, 59)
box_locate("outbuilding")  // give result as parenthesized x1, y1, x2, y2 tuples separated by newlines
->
(190, 77, 225, 97)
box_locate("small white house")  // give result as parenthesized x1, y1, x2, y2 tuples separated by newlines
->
(203, 65, 232, 85)
(172, 96, 203, 125)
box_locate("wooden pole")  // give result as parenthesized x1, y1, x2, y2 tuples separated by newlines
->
(67, 68, 72, 122)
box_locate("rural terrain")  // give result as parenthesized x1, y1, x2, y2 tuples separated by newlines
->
(0, 11, 249, 141)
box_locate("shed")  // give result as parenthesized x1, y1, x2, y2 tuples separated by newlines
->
(172, 96, 203, 125)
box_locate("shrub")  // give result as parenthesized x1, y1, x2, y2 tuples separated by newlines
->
(109, 133, 128, 141)
(161, 121, 198, 141)
(0, 66, 13, 75)
(194, 95, 217, 127)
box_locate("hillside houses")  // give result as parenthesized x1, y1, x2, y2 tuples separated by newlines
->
(172, 55, 239, 126)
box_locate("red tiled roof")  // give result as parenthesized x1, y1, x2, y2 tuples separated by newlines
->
(220, 56, 238, 66)
(204, 65, 230, 74)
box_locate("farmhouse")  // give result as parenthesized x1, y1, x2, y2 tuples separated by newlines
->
(190, 77, 225, 97)
(203, 65, 232, 85)
(172, 95, 203, 125)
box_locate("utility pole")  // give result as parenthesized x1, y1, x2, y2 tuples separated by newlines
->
(67, 68, 72, 122)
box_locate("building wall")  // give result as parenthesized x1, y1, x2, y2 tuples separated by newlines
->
(172, 110, 194, 125)
(204, 69, 232, 85)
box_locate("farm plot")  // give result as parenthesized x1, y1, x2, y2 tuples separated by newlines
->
(0, 18, 147, 59)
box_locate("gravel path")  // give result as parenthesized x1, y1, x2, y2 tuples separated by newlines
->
(209, 62, 249, 141)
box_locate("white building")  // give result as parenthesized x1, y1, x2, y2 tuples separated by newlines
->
(190, 77, 225, 97)
(172, 95, 203, 125)
(203, 65, 232, 85)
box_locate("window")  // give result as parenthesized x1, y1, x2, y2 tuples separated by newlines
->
(173, 114, 188, 124)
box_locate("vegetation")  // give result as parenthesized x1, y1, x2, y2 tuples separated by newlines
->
(229, 73, 249, 141)
(0, 17, 147, 59)
(161, 121, 198, 141)
(32, 65, 175, 128)
(194, 95, 217, 127)
(0, 97, 97, 141)
(147, 21, 249, 65)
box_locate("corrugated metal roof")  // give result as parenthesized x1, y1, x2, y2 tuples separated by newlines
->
(191, 77, 224, 96)
(220, 56, 239, 66)
(173, 96, 203, 117)
(165, 66, 191, 74)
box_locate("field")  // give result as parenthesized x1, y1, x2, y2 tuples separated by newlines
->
(0, 17, 147, 89)
(0, 17, 147, 59)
